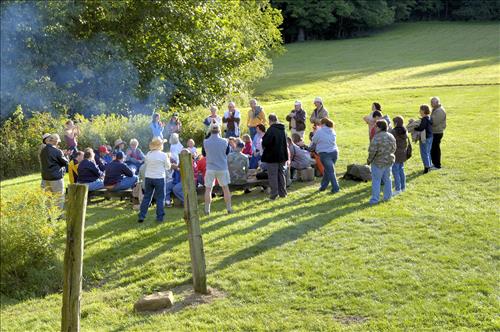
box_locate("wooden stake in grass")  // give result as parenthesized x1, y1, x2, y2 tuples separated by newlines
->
(179, 150, 208, 294)
(61, 184, 88, 332)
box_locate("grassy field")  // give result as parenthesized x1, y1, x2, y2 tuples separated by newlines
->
(1, 22, 499, 331)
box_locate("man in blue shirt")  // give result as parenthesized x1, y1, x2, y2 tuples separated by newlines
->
(104, 152, 138, 191)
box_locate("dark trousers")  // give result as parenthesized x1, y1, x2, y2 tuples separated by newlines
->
(267, 162, 287, 197)
(431, 133, 443, 168)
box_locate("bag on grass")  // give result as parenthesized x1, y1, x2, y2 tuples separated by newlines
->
(343, 164, 371, 182)
(406, 137, 412, 160)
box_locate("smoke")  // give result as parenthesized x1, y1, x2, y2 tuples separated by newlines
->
(0, 2, 174, 119)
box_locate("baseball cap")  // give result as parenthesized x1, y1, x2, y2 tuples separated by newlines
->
(98, 145, 108, 153)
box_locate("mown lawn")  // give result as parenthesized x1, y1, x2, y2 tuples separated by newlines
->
(1, 22, 499, 331)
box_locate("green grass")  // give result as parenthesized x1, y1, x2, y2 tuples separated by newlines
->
(1, 22, 499, 331)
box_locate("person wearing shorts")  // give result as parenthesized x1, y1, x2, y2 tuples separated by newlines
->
(202, 123, 232, 215)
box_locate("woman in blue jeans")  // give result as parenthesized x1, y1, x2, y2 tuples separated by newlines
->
(311, 118, 340, 193)
(415, 105, 433, 174)
(138, 138, 171, 223)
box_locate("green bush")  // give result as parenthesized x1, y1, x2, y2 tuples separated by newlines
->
(0, 188, 63, 299)
(0, 108, 207, 180)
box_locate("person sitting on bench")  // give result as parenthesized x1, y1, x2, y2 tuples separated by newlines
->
(228, 141, 249, 185)
(287, 137, 313, 180)
(104, 151, 138, 191)
(77, 148, 105, 191)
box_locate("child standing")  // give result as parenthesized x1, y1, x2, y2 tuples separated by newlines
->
(415, 105, 433, 174)
(390, 116, 409, 195)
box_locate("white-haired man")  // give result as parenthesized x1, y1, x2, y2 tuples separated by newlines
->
(310, 97, 328, 125)
(286, 100, 307, 139)
(430, 97, 446, 170)
(223, 101, 241, 138)
(202, 123, 232, 214)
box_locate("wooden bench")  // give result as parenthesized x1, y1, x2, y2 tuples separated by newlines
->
(88, 188, 133, 201)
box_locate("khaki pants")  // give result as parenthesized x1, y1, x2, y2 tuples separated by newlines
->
(42, 179, 65, 210)
(291, 129, 305, 140)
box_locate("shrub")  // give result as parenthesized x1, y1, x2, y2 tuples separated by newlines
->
(0, 188, 63, 299)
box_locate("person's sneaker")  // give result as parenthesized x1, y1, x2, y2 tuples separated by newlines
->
(318, 187, 327, 192)
(165, 200, 173, 208)
(244, 188, 251, 194)
(392, 190, 401, 196)
(269, 195, 278, 201)
(423, 167, 429, 174)
(204, 207, 210, 215)
(430, 166, 441, 171)
(138, 219, 144, 223)
(156, 219, 165, 223)
(227, 207, 233, 214)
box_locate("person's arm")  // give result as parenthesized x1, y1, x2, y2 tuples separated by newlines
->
(286, 113, 292, 122)
(234, 112, 240, 124)
(259, 110, 266, 125)
(202, 142, 207, 157)
(367, 138, 378, 165)
(261, 132, 272, 148)
(164, 154, 171, 171)
(415, 117, 427, 131)
(122, 163, 134, 177)
(247, 110, 252, 127)
(57, 149, 69, 167)
(226, 143, 230, 155)
(297, 110, 306, 123)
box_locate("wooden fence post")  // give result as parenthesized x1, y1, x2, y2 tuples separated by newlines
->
(179, 150, 208, 294)
(61, 184, 88, 332)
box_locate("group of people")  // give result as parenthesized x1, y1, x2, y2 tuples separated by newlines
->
(39, 95, 446, 221)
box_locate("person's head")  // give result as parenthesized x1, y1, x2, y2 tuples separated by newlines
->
(149, 137, 164, 151)
(249, 99, 257, 109)
(294, 100, 302, 111)
(65, 120, 74, 128)
(83, 148, 94, 160)
(209, 123, 220, 135)
(268, 113, 278, 124)
(286, 137, 293, 146)
(420, 104, 431, 117)
(228, 137, 236, 148)
(129, 138, 139, 149)
(372, 102, 382, 112)
(115, 151, 124, 162)
(320, 117, 334, 128)
(98, 145, 108, 156)
(169, 132, 180, 144)
(42, 133, 51, 144)
(152, 113, 160, 122)
(74, 151, 84, 162)
(393, 116, 404, 128)
(242, 134, 251, 143)
(210, 105, 218, 115)
(256, 124, 266, 134)
(313, 96, 323, 108)
(114, 139, 125, 150)
(372, 110, 383, 120)
(291, 133, 302, 144)
(187, 138, 195, 148)
(430, 97, 440, 109)
(235, 141, 244, 152)
(228, 102, 236, 112)
(172, 112, 179, 120)
(375, 119, 388, 132)
(47, 134, 61, 146)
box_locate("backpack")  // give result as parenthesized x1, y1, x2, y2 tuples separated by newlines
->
(343, 164, 372, 182)
(406, 137, 412, 160)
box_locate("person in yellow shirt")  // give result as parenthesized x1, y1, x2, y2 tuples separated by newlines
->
(68, 151, 84, 184)
(247, 98, 266, 139)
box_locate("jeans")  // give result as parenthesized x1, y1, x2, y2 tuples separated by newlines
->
(165, 181, 184, 204)
(225, 130, 237, 138)
(267, 162, 287, 197)
(391, 162, 406, 192)
(126, 161, 142, 175)
(111, 175, 138, 191)
(248, 127, 257, 140)
(420, 136, 433, 168)
(85, 179, 104, 191)
(319, 151, 340, 193)
(249, 155, 260, 169)
(370, 164, 392, 204)
(139, 177, 166, 221)
(431, 133, 443, 168)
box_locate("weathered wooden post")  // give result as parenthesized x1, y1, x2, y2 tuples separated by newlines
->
(179, 150, 208, 294)
(61, 184, 88, 332)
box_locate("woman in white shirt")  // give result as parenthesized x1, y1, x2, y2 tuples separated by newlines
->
(138, 137, 171, 223)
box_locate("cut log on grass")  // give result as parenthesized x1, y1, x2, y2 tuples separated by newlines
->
(134, 291, 174, 312)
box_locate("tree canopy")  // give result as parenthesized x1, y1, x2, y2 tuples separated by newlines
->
(0, 0, 283, 118)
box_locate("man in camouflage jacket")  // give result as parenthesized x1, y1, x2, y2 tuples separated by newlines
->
(367, 120, 396, 204)
(227, 141, 249, 185)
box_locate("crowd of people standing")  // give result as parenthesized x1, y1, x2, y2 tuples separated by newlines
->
(39, 96, 446, 221)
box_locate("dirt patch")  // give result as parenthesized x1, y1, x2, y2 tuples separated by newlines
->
(333, 314, 368, 325)
(139, 284, 227, 314)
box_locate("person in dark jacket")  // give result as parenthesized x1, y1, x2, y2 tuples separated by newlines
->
(415, 104, 433, 174)
(261, 114, 289, 200)
(94, 145, 109, 172)
(104, 152, 138, 191)
(286, 101, 306, 140)
(78, 148, 104, 191)
(40, 134, 68, 209)
(390, 116, 408, 194)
